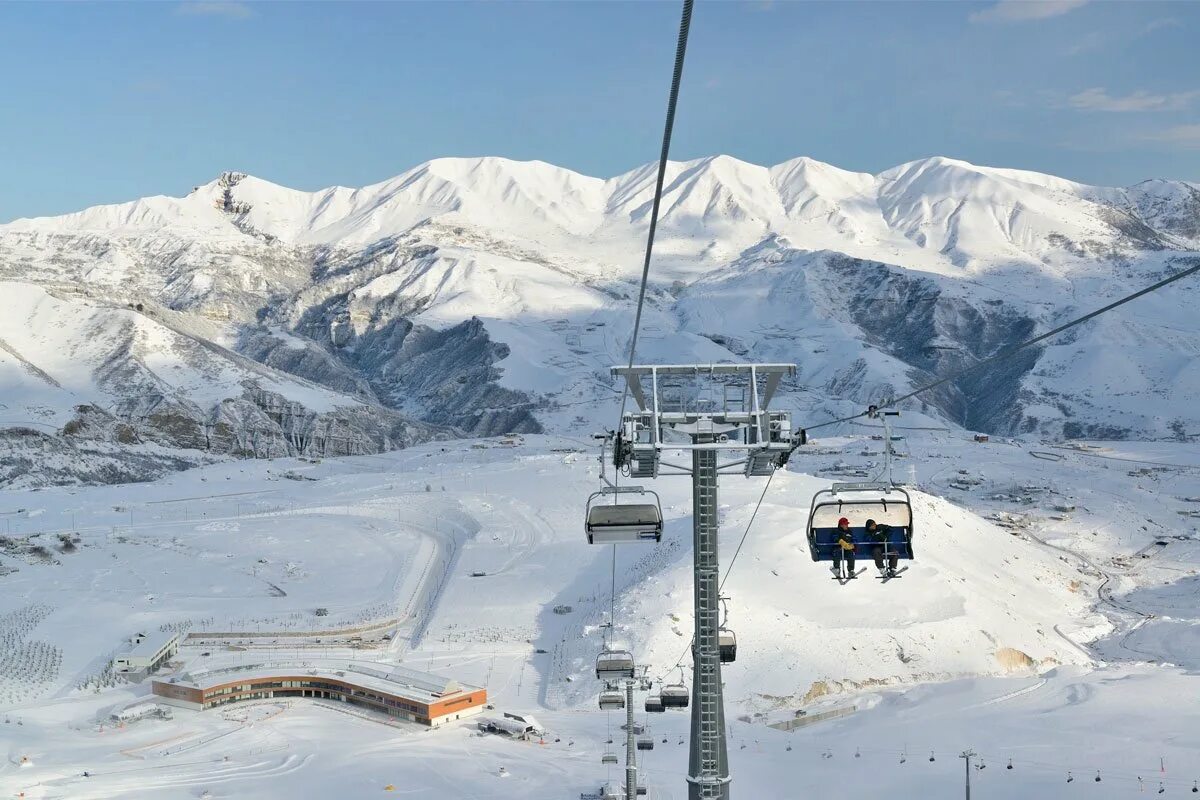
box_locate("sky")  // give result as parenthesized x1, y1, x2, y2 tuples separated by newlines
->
(0, 0, 1196, 222)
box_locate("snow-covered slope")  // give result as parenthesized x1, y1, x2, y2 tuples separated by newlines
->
(2, 155, 1199, 485)
(0, 281, 442, 486)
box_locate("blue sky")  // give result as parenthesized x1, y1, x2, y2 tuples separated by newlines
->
(1, 0, 1196, 221)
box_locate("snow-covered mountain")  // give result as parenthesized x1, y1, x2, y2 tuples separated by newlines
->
(2, 156, 1199, 485)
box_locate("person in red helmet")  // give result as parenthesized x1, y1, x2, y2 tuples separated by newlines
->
(833, 517, 857, 580)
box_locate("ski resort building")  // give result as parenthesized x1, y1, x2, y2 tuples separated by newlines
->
(152, 662, 487, 727)
(112, 632, 180, 676)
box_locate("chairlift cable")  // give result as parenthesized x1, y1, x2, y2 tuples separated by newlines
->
(797, 259, 1200, 437)
(616, 0, 694, 426)
(720, 470, 775, 595)
(609, 543, 618, 646)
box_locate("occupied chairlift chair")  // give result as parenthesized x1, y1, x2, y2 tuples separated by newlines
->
(804, 407, 915, 565)
(637, 734, 655, 751)
(644, 694, 665, 713)
(806, 483, 915, 563)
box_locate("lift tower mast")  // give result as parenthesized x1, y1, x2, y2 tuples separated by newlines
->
(611, 363, 795, 800)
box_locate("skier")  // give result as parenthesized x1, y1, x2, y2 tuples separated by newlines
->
(865, 518, 898, 577)
(833, 517, 856, 579)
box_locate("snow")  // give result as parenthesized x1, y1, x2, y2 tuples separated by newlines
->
(0, 431, 1197, 798)
(1, 153, 1200, 795)
(2, 153, 1199, 445)
(0, 281, 361, 427)
(3, 153, 1187, 268)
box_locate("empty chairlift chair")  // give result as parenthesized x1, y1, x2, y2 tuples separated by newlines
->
(659, 682, 689, 709)
(806, 483, 915, 564)
(585, 489, 663, 545)
(719, 628, 737, 663)
(595, 649, 636, 681)
(601, 752, 619, 765)
(599, 690, 625, 711)
(637, 735, 654, 751)
(644, 694, 665, 713)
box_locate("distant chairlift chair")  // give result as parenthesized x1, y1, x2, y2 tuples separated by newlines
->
(599, 689, 625, 711)
(659, 682, 689, 710)
(719, 628, 737, 664)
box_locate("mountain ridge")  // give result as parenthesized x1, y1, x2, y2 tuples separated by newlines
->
(2, 153, 1200, 486)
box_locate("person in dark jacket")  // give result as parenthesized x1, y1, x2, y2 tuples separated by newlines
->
(833, 517, 856, 579)
(865, 518, 898, 577)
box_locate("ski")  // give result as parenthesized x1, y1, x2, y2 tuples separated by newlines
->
(834, 568, 865, 584)
(876, 566, 909, 582)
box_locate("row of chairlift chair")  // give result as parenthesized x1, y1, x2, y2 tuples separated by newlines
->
(587, 478, 916, 566)
(586, 429, 917, 776)
(594, 635, 737, 716)
(586, 418, 918, 574)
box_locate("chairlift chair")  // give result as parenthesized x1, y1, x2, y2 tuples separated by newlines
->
(598, 690, 625, 711)
(585, 488, 663, 545)
(595, 649, 636, 681)
(644, 695, 665, 713)
(637, 735, 654, 751)
(719, 628, 737, 663)
(806, 483, 915, 563)
(659, 683, 689, 709)
(601, 752, 619, 765)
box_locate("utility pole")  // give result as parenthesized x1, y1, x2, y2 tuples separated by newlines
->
(961, 749, 976, 800)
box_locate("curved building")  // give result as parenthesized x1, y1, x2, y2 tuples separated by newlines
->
(153, 663, 486, 727)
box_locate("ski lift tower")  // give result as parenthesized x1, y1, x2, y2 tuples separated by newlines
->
(611, 363, 796, 800)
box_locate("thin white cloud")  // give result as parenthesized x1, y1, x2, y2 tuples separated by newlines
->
(1069, 87, 1200, 113)
(1065, 31, 1106, 55)
(1143, 124, 1200, 149)
(1143, 17, 1182, 34)
(970, 0, 1088, 23)
(177, 2, 254, 19)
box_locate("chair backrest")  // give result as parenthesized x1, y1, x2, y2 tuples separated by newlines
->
(809, 499, 912, 529)
(809, 523, 912, 561)
(587, 503, 662, 530)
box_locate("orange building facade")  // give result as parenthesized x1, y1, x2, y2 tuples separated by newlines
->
(153, 665, 487, 727)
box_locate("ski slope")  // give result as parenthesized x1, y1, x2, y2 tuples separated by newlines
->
(2, 432, 1198, 798)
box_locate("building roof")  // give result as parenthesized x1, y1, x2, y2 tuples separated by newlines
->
(119, 631, 179, 660)
(160, 661, 480, 706)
